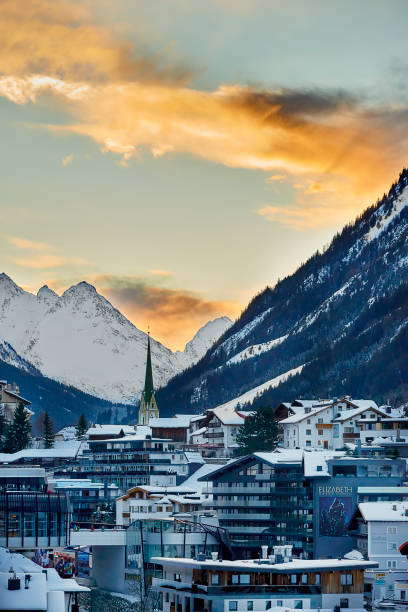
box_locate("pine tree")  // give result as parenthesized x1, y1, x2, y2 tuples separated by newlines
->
(43, 411, 54, 449)
(75, 413, 88, 439)
(236, 405, 278, 455)
(4, 403, 31, 453)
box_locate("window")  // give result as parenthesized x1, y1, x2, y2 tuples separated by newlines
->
(174, 574, 181, 582)
(306, 430, 311, 435)
(276, 602, 282, 608)
(340, 574, 353, 586)
(318, 430, 323, 436)
(247, 602, 253, 611)
(314, 574, 320, 585)
(266, 603, 272, 611)
(229, 602, 237, 611)
(306, 441, 311, 447)
(232, 575, 239, 585)
(340, 599, 349, 608)
(316, 465, 323, 472)
(387, 561, 397, 569)
(318, 418, 323, 424)
(240, 575, 250, 585)
(291, 574, 297, 584)
(388, 543, 397, 551)
(247, 465, 259, 476)
(294, 601, 303, 609)
(301, 574, 308, 584)
(211, 574, 219, 585)
(387, 526, 397, 534)
(307, 419, 311, 424)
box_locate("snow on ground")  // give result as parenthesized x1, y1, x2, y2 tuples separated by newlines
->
(227, 335, 288, 365)
(212, 365, 305, 413)
(215, 308, 273, 356)
(364, 188, 408, 243)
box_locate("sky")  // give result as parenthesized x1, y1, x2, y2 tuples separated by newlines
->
(1, 0, 408, 350)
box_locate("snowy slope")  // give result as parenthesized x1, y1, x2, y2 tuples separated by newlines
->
(0, 275, 232, 403)
(158, 168, 408, 413)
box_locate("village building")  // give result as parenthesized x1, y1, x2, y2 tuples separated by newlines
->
(0, 380, 32, 423)
(349, 501, 408, 601)
(151, 548, 378, 612)
(279, 397, 387, 450)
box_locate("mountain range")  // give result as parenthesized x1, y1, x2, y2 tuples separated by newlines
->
(157, 169, 408, 414)
(0, 274, 231, 425)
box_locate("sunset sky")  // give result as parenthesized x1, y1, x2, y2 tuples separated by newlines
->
(1, 0, 408, 349)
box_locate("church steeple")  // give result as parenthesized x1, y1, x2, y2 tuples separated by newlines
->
(138, 331, 159, 425)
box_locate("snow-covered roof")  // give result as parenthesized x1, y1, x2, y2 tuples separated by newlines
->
(116, 483, 200, 500)
(358, 486, 408, 495)
(87, 424, 137, 436)
(0, 443, 83, 463)
(303, 451, 345, 477)
(279, 404, 331, 424)
(151, 556, 377, 572)
(347, 399, 379, 411)
(183, 451, 205, 464)
(358, 501, 408, 522)
(334, 405, 387, 422)
(191, 427, 207, 437)
(190, 414, 206, 423)
(149, 416, 192, 428)
(181, 462, 224, 492)
(0, 466, 45, 479)
(93, 434, 168, 443)
(48, 478, 118, 490)
(209, 405, 247, 425)
(255, 449, 304, 465)
(55, 426, 76, 440)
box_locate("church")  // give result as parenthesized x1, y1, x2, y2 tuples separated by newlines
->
(138, 333, 159, 425)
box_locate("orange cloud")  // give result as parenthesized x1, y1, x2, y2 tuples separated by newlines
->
(0, 0, 191, 85)
(46, 274, 239, 350)
(266, 174, 286, 183)
(1, 1, 408, 229)
(7, 235, 88, 269)
(62, 153, 73, 166)
(11, 254, 88, 269)
(6, 236, 51, 251)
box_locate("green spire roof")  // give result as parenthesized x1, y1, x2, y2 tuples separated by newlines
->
(143, 333, 154, 404)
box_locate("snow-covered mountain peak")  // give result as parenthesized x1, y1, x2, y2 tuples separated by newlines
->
(0, 272, 23, 297)
(183, 316, 232, 361)
(62, 281, 98, 299)
(0, 274, 232, 404)
(37, 285, 58, 302)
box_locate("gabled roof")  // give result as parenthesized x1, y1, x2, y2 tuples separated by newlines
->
(279, 404, 332, 424)
(150, 416, 192, 428)
(358, 501, 408, 522)
(333, 405, 387, 423)
(3, 388, 31, 405)
(208, 405, 251, 425)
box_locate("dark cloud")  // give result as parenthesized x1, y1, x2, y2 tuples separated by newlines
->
(229, 87, 359, 123)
